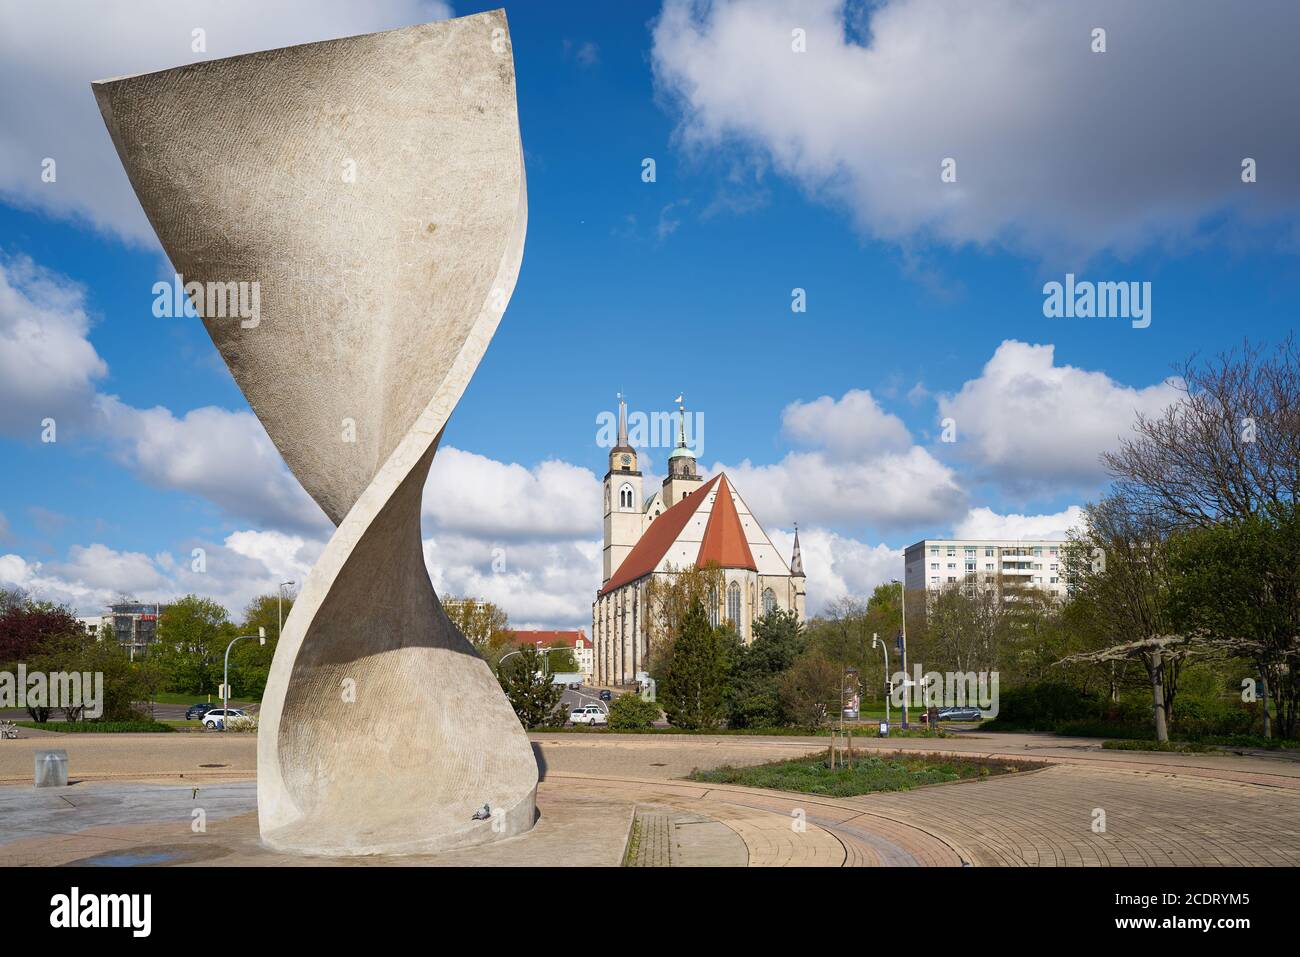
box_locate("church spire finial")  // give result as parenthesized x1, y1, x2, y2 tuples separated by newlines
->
(790, 523, 805, 577)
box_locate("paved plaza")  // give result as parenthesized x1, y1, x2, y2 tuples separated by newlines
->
(1, 731, 1297, 867)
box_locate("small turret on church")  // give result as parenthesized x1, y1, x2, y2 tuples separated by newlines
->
(661, 396, 703, 508)
(790, 524, 807, 620)
(602, 395, 642, 585)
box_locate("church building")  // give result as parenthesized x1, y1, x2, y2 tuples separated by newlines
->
(592, 398, 806, 687)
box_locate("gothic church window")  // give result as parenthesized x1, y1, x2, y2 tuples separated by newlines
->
(708, 588, 719, 628)
(762, 587, 776, 616)
(619, 483, 634, 509)
(726, 581, 742, 630)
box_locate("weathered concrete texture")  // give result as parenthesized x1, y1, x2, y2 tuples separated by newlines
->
(92, 9, 536, 856)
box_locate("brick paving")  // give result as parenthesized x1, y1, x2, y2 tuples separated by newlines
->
(2, 730, 1297, 867)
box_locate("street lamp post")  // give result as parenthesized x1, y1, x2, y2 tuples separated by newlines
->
(278, 581, 295, 638)
(222, 628, 266, 730)
(892, 578, 909, 729)
(871, 632, 891, 735)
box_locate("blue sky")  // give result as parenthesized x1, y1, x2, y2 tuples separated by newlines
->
(2, 0, 1298, 627)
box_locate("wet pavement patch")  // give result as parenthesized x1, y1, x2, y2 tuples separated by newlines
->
(69, 843, 230, 867)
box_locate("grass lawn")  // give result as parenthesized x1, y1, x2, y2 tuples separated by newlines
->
(688, 750, 1040, 797)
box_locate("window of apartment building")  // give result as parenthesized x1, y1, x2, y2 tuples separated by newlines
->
(1033, 576, 1042, 583)
(964, 547, 975, 556)
(1050, 577, 1059, 584)
(930, 576, 939, 586)
(930, 562, 938, 569)
(1049, 547, 1059, 557)
(1033, 547, 1042, 556)
(965, 562, 975, 572)
(947, 576, 956, 583)
(947, 562, 956, 569)
(930, 546, 939, 555)
(1050, 563, 1058, 571)
(985, 547, 994, 557)
(985, 563, 993, 571)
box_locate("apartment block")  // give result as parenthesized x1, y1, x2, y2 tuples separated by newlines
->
(904, 539, 1071, 599)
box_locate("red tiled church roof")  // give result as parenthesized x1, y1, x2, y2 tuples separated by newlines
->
(598, 473, 756, 597)
(697, 475, 757, 571)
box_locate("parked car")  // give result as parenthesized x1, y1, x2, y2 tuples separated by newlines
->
(202, 708, 249, 730)
(842, 707, 859, 720)
(936, 706, 983, 722)
(598, 689, 613, 701)
(570, 705, 608, 726)
(568, 682, 583, 690)
(185, 703, 215, 720)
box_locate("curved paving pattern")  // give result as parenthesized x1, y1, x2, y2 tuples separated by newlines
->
(2, 731, 1297, 866)
(534, 732, 1300, 867)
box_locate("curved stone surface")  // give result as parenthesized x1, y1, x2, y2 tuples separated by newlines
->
(93, 9, 537, 855)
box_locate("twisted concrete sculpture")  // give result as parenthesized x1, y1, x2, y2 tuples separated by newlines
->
(93, 10, 537, 855)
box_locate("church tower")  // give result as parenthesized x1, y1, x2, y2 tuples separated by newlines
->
(661, 398, 703, 508)
(603, 395, 643, 585)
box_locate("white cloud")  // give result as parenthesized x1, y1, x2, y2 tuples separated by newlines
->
(953, 505, 1085, 542)
(0, 0, 451, 243)
(93, 394, 329, 534)
(0, 255, 107, 436)
(715, 446, 966, 532)
(44, 543, 166, 594)
(770, 525, 901, 616)
(422, 447, 600, 542)
(651, 0, 1300, 259)
(937, 340, 1180, 490)
(424, 533, 601, 630)
(781, 389, 912, 458)
(0, 529, 326, 619)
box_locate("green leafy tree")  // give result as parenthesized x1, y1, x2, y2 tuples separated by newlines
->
(1060, 497, 1185, 742)
(778, 651, 841, 731)
(656, 598, 731, 730)
(544, 639, 579, 673)
(727, 608, 804, 727)
(607, 692, 662, 730)
(152, 595, 238, 696)
(1168, 503, 1300, 738)
(644, 563, 726, 671)
(498, 645, 565, 729)
(443, 597, 515, 672)
(31, 632, 146, 722)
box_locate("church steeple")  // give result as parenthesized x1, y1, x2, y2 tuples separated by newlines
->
(662, 394, 702, 507)
(603, 392, 642, 585)
(609, 392, 637, 473)
(790, 523, 805, 577)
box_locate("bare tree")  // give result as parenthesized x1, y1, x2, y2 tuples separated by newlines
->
(1103, 336, 1300, 528)
(1063, 497, 1185, 741)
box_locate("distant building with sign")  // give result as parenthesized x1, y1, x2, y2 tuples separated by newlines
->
(107, 601, 167, 658)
